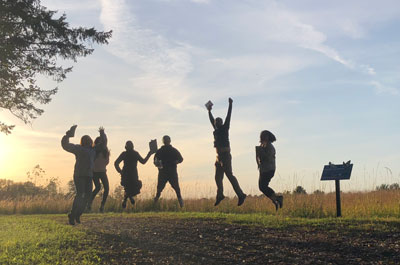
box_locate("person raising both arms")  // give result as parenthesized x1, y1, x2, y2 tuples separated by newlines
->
(207, 98, 247, 206)
(153, 135, 184, 207)
(87, 132, 110, 213)
(114, 140, 153, 208)
(256, 130, 283, 211)
(61, 125, 106, 225)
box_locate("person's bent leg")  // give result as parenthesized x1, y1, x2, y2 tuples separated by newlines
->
(100, 172, 109, 211)
(76, 176, 92, 222)
(222, 153, 245, 198)
(169, 172, 184, 208)
(88, 173, 101, 210)
(70, 175, 86, 224)
(259, 171, 278, 210)
(155, 170, 168, 201)
(214, 160, 225, 206)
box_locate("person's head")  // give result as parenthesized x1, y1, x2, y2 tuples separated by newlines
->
(162, 135, 171, 146)
(80, 135, 93, 147)
(125, 141, 134, 151)
(215, 117, 223, 128)
(95, 136, 110, 158)
(260, 130, 276, 144)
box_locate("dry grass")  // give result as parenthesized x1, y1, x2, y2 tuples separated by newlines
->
(1, 190, 399, 218)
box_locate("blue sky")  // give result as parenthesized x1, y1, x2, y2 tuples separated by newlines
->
(0, 0, 399, 196)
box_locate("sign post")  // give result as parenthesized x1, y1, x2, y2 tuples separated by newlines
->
(321, 161, 353, 217)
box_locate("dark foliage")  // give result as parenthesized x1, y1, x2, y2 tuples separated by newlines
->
(0, 0, 112, 134)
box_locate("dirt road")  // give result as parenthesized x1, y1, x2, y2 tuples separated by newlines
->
(68, 215, 400, 265)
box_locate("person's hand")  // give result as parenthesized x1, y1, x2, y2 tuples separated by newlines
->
(207, 105, 212, 111)
(66, 125, 77, 137)
(98, 126, 105, 133)
(229, 97, 233, 104)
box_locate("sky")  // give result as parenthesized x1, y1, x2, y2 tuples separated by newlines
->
(1, 0, 400, 197)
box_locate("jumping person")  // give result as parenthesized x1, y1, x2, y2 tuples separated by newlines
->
(153, 135, 184, 207)
(256, 130, 283, 211)
(61, 125, 106, 225)
(207, 98, 247, 206)
(87, 134, 110, 213)
(114, 141, 153, 208)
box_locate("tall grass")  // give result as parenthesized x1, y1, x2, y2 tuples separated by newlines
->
(1, 190, 399, 218)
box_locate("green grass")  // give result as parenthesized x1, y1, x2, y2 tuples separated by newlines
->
(0, 215, 101, 265)
(1, 212, 399, 264)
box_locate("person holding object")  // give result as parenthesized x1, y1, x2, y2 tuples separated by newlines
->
(207, 98, 247, 206)
(153, 135, 184, 207)
(61, 125, 106, 225)
(256, 130, 283, 211)
(87, 132, 110, 213)
(114, 140, 153, 208)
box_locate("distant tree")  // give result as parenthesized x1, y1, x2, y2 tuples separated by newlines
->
(376, 184, 390, 191)
(66, 180, 76, 198)
(26, 164, 45, 185)
(313, 189, 325, 195)
(0, 0, 112, 134)
(389, 183, 400, 190)
(113, 185, 124, 200)
(293, 185, 307, 194)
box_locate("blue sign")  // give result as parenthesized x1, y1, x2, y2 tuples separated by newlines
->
(321, 161, 353, 181)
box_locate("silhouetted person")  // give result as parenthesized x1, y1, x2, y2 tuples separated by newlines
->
(114, 141, 153, 208)
(207, 98, 246, 206)
(61, 125, 106, 225)
(256, 130, 283, 210)
(87, 134, 110, 213)
(153, 135, 184, 207)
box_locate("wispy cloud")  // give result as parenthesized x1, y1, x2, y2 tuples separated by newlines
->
(99, 0, 195, 110)
(370, 81, 399, 95)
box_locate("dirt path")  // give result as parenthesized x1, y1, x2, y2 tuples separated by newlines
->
(74, 216, 399, 264)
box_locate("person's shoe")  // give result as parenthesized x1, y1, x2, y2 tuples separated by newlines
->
(178, 198, 184, 208)
(273, 200, 279, 211)
(75, 215, 81, 224)
(87, 204, 92, 212)
(129, 197, 135, 206)
(99, 204, 104, 213)
(122, 200, 127, 209)
(276, 195, 283, 209)
(68, 213, 75, 225)
(238, 194, 247, 206)
(153, 197, 159, 203)
(214, 195, 225, 206)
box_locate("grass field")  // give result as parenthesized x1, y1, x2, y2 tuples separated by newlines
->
(1, 212, 399, 264)
(1, 190, 399, 218)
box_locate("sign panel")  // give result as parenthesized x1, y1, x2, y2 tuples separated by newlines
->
(321, 162, 353, 181)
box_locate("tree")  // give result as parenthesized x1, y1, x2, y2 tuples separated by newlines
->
(0, 0, 112, 134)
(293, 185, 307, 194)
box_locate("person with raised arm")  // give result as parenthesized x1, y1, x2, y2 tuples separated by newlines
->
(61, 125, 106, 225)
(207, 98, 246, 206)
(256, 130, 283, 211)
(114, 140, 153, 208)
(153, 135, 184, 207)
(87, 132, 110, 213)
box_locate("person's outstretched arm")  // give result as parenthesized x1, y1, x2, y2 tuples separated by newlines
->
(95, 127, 107, 151)
(61, 125, 79, 154)
(224, 98, 233, 128)
(255, 146, 261, 169)
(114, 152, 124, 174)
(138, 151, 153, 164)
(207, 105, 216, 129)
(175, 149, 184, 164)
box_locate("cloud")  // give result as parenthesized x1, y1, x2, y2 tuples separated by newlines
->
(370, 81, 399, 95)
(223, 1, 376, 76)
(99, 0, 198, 111)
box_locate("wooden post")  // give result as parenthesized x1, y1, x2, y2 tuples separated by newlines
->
(335, 179, 342, 217)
